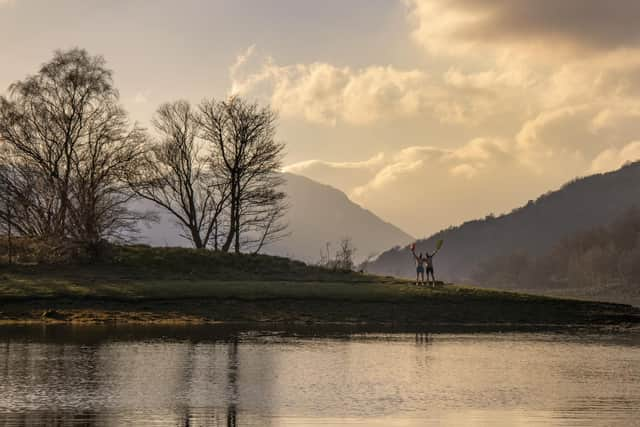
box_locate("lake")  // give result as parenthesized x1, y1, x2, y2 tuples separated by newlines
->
(0, 326, 638, 426)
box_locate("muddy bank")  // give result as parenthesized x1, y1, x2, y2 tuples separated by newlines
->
(1, 296, 638, 332)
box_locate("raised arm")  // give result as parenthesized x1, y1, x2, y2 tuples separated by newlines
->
(411, 248, 419, 261)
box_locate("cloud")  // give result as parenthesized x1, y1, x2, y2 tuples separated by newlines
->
(341, 138, 542, 235)
(404, 0, 640, 134)
(590, 141, 640, 174)
(283, 153, 386, 193)
(407, 0, 640, 59)
(443, 66, 535, 91)
(288, 142, 510, 199)
(513, 101, 640, 175)
(352, 138, 512, 197)
(351, 149, 434, 196)
(131, 92, 150, 104)
(284, 138, 519, 227)
(226, 3, 640, 235)
(230, 49, 440, 125)
(452, 137, 509, 162)
(229, 45, 256, 82)
(450, 163, 478, 179)
(539, 55, 640, 111)
(290, 114, 632, 235)
(229, 47, 534, 126)
(516, 105, 592, 150)
(284, 153, 386, 173)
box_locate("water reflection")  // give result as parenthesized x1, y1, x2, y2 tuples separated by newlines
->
(415, 332, 430, 345)
(0, 326, 638, 426)
(226, 338, 238, 427)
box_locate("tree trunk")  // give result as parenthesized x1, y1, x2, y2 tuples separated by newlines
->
(234, 191, 241, 254)
(191, 228, 204, 249)
(221, 182, 236, 252)
(213, 220, 219, 251)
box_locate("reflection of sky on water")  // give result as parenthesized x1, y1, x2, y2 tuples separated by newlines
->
(0, 330, 638, 426)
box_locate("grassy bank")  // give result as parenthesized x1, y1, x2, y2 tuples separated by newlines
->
(0, 245, 638, 328)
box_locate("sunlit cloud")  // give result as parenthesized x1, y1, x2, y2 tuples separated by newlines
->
(590, 142, 640, 174)
(229, 47, 537, 126)
(230, 49, 439, 125)
(284, 153, 386, 173)
(234, 0, 640, 235)
(131, 92, 150, 104)
(283, 153, 386, 193)
(343, 138, 536, 235)
(4, 0, 640, 239)
(406, 0, 640, 60)
(351, 138, 514, 198)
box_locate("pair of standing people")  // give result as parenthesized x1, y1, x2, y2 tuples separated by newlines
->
(411, 243, 440, 286)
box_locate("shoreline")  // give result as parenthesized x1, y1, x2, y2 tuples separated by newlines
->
(2, 295, 639, 332)
(1, 317, 638, 336)
(2, 318, 638, 331)
(2, 247, 638, 334)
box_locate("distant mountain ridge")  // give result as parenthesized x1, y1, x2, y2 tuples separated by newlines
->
(365, 161, 640, 281)
(137, 172, 414, 263)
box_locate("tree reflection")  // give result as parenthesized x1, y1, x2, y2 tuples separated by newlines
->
(226, 337, 239, 427)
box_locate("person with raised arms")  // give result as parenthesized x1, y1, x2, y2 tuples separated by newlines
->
(410, 243, 427, 286)
(410, 240, 443, 287)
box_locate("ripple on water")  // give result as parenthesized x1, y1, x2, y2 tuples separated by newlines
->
(0, 329, 638, 426)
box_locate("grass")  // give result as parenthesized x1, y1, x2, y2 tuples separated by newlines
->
(0, 275, 554, 302)
(0, 245, 638, 328)
(0, 243, 403, 300)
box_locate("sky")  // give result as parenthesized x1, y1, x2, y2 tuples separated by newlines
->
(2, 0, 640, 237)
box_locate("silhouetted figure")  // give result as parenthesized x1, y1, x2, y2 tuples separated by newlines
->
(411, 244, 427, 286)
(424, 250, 438, 286)
(411, 243, 441, 287)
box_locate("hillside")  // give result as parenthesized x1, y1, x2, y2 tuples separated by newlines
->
(139, 173, 413, 263)
(472, 208, 640, 306)
(1, 245, 638, 329)
(365, 161, 640, 282)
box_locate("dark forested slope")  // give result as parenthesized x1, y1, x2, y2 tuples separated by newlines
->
(365, 162, 640, 282)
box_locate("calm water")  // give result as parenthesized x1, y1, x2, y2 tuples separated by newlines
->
(0, 326, 639, 426)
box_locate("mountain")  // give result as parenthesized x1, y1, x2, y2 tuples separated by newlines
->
(364, 161, 640, 282)
(471, 207, 640, 306)
(136, 172, 413, 263)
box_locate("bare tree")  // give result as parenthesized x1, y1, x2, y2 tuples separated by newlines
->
(0, 48, 146, 255)
(129, 100, 229, 249)
(0, 158, 60, 237)
(316, 238, 356, 270)
(198, 96, 287, 253)
(66, 108, 147, 249)
(318, 242, 332, 267)
(238, 172, 288, 253)
(335, 237, 356, 271)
